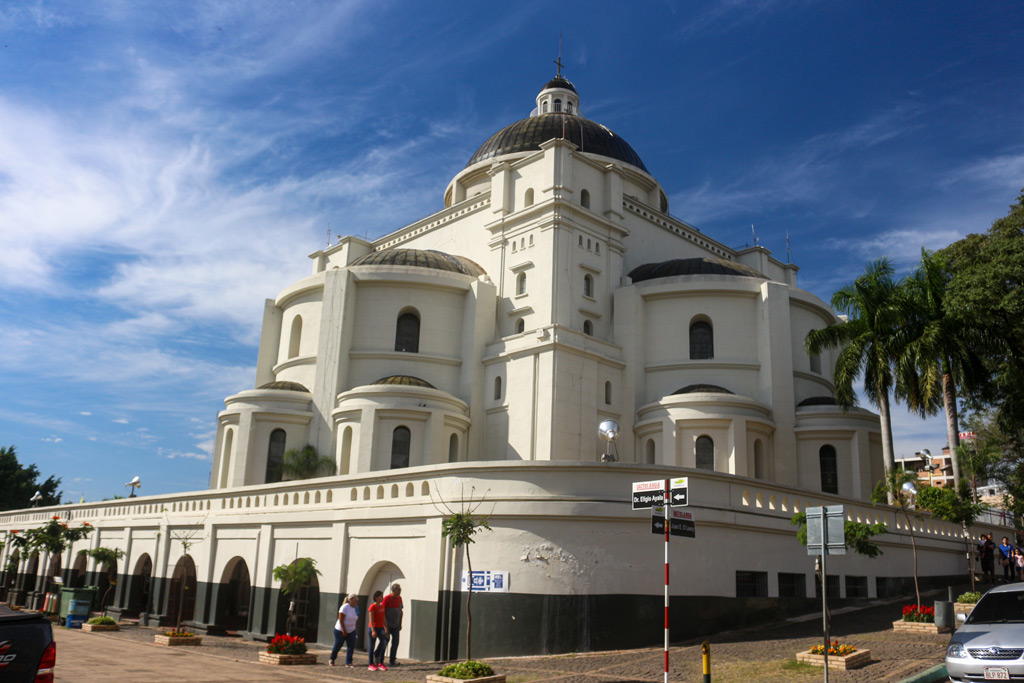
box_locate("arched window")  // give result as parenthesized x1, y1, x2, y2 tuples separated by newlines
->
(265, 429, 286, 483)
(583, 320, 593, 336)
(395, 310, 420, 353)
(554, 98, 562, 112)
(566, 102, 573, 114)
(578, 235, 583, 246)
(494, 376, 502, 400)
(580, 189, 591, 209)
(645, 439, 656, 465)
(604, 381, 612, 405)
(595, 242, 600, 254)
(340, 426, 353, 475)
(288, 316, 302, 359)
(754, 439, 765, 480)
(583, 274, 594, 297)
(524, 188, 534, 207)
(819, 445, 838, 494)
(695, 436, 714, 471)
(689, 319, 714, 359)
(515, 318, 525, 334)
(448, 434, 459, 463)
(542, 101, 548, 114)
(512, 242, 517, 253)
(516, 272, 527, 295)
(391, 427, 411, 469)
(529, 235, 534, 246)
(219, 429, 234, 488)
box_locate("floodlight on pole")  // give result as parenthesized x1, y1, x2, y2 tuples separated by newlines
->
(598, 420, 620, 463)
(30, 491, 43, 507)
(125, 476, 141, 498)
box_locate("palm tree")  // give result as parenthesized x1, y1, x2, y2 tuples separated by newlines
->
(806, 259, 909, 501)
(281, 445, 335, 480)
(898, 248, 985, 496)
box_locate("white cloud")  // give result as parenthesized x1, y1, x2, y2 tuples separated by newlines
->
(41, 436, 63, 443)
(79, 411, 92, 416)
(112, 418, 129, 424)
(167, 450, 210, 461)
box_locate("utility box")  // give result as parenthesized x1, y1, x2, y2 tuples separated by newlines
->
(59, 587, 98, 620)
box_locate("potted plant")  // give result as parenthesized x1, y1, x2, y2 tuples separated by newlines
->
(154, 629, 202, 646)
(796, 640, 871, 670)
(271, 557, 321, 637)
(82, 615, 120, 632)
(427, 660, 505, 683)
(259, 633, 317, 666)
(893, 603, 948, 633)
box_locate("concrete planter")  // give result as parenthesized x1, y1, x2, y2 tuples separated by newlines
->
(954, 602, 976, 617)
(892, 619, 950, 634)
(154, 634, 202, 646)
(426, 676, 505, 683)
(796, 649, 871, 670)
(259, 652, 317, 666)
(82, 622, 120, 632)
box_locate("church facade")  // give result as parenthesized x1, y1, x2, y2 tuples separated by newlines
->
(0, 72, 1001, 659)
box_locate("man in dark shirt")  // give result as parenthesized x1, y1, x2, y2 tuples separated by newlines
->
(382, 583, 404, 667)
(981, 534, 996, 584)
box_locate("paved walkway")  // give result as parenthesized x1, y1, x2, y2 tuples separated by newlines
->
(53, 594, 955, 683)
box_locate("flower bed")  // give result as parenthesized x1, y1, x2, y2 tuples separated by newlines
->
(902, 604, 935, 622)
(796, 642, 871, 671)
(259, 652, 317, 666)
(154, 632, 202, 646)
(260, 634, 315, 665)
(428, 660, 504, 683)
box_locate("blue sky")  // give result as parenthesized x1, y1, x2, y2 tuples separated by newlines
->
(0, 1, 1021, 503)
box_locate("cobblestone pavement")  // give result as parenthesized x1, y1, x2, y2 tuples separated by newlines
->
(54, 594, 954, 683)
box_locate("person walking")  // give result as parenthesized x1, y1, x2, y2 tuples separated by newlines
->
(330, 594, 359, 667)
(367, 590, 388, 671)
(1000, 536, 1014, 583)
(382, 583, 404, 667)
(981, 534, 996, 585)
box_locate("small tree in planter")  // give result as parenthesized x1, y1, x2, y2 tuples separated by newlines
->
(272, 558, 321, 637)
(77, 546, 125, 617)
(165, 521, 206, 630)
(438, 486, 492, 664)
(872, 469, 923, 606)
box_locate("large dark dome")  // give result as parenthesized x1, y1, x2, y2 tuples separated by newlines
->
(628, 257, 765, 283)
(466, 113, 647, 172)
(351, 249, 486, 277)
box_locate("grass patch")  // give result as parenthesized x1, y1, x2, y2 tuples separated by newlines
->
(708, 657, 821, 682)
(781, 659, 819, 673)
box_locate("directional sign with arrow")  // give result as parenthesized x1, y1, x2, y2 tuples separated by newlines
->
(669, 477, 688, 506)
(651, 506, 696, 538)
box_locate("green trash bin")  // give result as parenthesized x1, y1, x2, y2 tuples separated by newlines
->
(60, 587, 99, 620)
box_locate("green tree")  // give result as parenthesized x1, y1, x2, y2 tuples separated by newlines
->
(78, 547, 126, 617)
(872, 469, 923, 606)
(0, 446, 62, 511)
(272, 557, 322, 637)
(439, 494, 491, 662)
(281, 445, 335, 480)
(917, 483, 984, 591)
(790, 512, 888, 558)
(806, 259, 910, 500)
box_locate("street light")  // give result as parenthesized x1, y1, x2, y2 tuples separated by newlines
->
(598, 420, 620, 463)
(30, 491, 43, 507)
(902, 480, 918, 508)
(915, 449, 937, 487)
(125, 476, 141, 498)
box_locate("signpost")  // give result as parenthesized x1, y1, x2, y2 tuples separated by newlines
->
(632, 477, 693, 683)
(806, 505, 845, 683)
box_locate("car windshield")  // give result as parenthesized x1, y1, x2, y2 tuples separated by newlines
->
(968, 592, 1024, 624)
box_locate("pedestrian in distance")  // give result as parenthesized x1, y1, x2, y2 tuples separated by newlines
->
(1015, 548, 1024, 582)
(367, 590, 388, 670)
(330, 594, 359, 667)
(981, 534, 996, 585)
(1000, 536, 1014, 583)
(382, 582, 404, 667)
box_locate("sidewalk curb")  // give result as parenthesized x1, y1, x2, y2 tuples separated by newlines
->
(896, 663, 947, 683)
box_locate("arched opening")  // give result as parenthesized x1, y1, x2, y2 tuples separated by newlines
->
(604, 381, 612, 405)
(554, 98, 562, 112)
(3, 550, 19, 597)
(340, 426, 353, 475)
(448, 434, 459, 463)
(21, 553, 39, 596)
(542, 101, 548, 114)
(524, 188, 534, 207)
(645, 439, 656, 465)
(494, 376, 502, 400)
(288, 315, 302, 359)
(515, 318, 525, 334)
(95, 557, 117, 612)
(70, 552, 87, 588)
(516, 272, 527, 296)
(689, 318, 714, 360)
(266, 428, 286, 484)
(754, 439, 766, 480)
(391, 426, 411, 469)
(819, 445, 838, 494)
(166, 555, 197, 628)
(359, 562, 406, 657)
(583, 320, 593, 336)
(274, 559, 320, 642)
(566, 102, 573, 114)
(695, 435, 715, 471)
(219, 428, 234, 489)
(216, 557, 251, 632)
(578, 235, 583, 246)
(583, 274, 594, 297)
(580, 189, 591, 209)
(395, 310, 420, 353)
(127, 554, 152, 617)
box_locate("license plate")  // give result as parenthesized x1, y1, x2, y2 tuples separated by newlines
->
(984, 667, 1010, 681)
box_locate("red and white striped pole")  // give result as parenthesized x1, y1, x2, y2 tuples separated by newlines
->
(664, 477, 670, 683)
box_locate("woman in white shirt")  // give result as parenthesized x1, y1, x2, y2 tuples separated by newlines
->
(330, 594, 360, 666)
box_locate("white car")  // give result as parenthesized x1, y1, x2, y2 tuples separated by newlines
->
(946, 583, 1024, 682)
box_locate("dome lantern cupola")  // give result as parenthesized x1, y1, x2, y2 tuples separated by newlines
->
(532, 61, 581, 117)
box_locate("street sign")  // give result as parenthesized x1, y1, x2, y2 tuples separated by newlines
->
(632, 479, 666, 509)
(670, 477, 688, 506)
(652, 507, 696, 538)
(806, 505, 846, 556)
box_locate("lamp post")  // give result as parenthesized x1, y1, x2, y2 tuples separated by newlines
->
(125, 476, 141, 498)
(598, 420, 620, 462)
(30, 491, 43, 507)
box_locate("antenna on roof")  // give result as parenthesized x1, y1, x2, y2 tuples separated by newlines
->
(786, 230, 791, 263)
(327, 222, 331, 248)
(554, 33, 564, 77)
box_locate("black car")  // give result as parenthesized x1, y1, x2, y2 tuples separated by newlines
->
(0, 605, 55, 683)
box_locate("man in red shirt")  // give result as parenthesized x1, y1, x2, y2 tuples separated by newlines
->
(381, 583, 404, 666)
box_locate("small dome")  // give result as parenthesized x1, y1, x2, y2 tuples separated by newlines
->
(351, 249, 486, 277)
(672, 384, 735, 395)
(628, 257, 765, 283)
(797, 396, 838, 407)
(258, 381, 310, 392)
(466, 114, 647, 172)
(543, 76, 577, 93)
(371, 375, 436, 389)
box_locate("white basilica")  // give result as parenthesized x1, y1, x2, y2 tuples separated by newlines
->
(0, 70, 1002, 659)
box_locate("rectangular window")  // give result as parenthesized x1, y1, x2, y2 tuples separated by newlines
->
(778, 572, 806, 598)
(736, 571, 768, 598)
(814, 574, 840, 600)
(845, 575, 868, 598)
